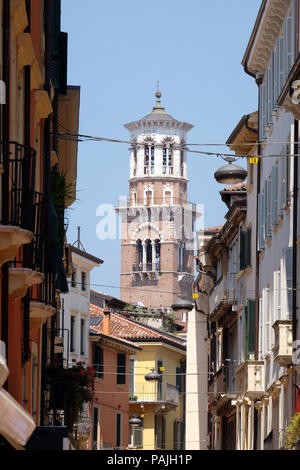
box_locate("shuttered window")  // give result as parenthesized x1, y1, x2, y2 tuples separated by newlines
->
(240, 230, 246, 271)
(258, 297, 263, 360)
(283, 247, 293, 320)
(245, 299, 255, 360)
(240, 228, 251, 270)
(272, 165, 279, 226)
(262, 288, 271, 354)
(285, 16, 292, 78)
(133, 425, 143, 448)
(258, 193, 265, 251)
(264, 179, 272, 238)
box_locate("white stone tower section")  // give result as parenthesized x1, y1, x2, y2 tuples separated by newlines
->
(118, 91, 195, 309)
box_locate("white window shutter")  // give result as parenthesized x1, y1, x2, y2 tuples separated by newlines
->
(258, 193, 265, 250)
(280, 151, 287, 211)
(279, 36, 285, 91)
(272, 165, 279, 226)
(267, 67, 273, 125)
(275, 270, 281, 321)
(262, 289, 270, 355)
(283, 247, 293, 320)
(286, 143, 291, 202)
(264, 179, 272, 237)
(285, 16, 292, 78)
(259, 297, 263, 359)
(292, 0, 296, 65)
(274, 38, 280, 104)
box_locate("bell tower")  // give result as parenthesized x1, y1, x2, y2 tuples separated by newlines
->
(118, 91, 195, 309)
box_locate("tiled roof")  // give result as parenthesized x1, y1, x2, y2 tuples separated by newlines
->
(90, 304, 186, 350)
(223, 182, 247, 192)
(204, 225, 223, 232)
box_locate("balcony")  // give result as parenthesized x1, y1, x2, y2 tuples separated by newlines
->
(236, 361, 264, 400)
(0, 142, 36, 266)
(272, 320, 293, 367)
(132, 262, 160, 281)
(209, 274, 239, 322)
(130, 382, 179, 413)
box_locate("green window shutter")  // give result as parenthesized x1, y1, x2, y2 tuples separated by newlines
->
(240, 230, 246, 270)
(245, 299, 255, 360)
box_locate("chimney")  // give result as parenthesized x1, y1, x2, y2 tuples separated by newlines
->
(103, 307, 110, 336)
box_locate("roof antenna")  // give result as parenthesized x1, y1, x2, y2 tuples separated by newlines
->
(73, 226, 85, 251)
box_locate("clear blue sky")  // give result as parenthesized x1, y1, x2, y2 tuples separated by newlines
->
(61, 0, 261, 298)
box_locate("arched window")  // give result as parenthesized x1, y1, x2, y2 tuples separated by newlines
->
(178, 241, 185, 272)
(144, 142, 155, 175)
(136, 240, 143, 271)
(144, 146, 150, 174)
(145, 239, 152, 270)
(155, 239, 161, 270)
(162, 145, 173, 175)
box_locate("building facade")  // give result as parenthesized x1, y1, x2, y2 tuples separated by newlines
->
(0, 0, 81, 450)
(119, 91, 195, 310)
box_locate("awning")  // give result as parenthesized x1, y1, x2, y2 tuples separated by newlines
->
(0, 387, 36, 448)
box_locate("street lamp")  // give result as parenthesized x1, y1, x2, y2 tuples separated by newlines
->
(214, 157, 247, 185)
(144, 368, 161, 382)
(129, 414, 143, 427)
(171, 298, 194, 316)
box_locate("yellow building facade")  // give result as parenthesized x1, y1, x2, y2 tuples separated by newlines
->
(128, 336, 186, 450)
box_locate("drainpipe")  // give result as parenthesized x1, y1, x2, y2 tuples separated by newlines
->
(292, 119, 298, 413)
(1, 0, 10, 390)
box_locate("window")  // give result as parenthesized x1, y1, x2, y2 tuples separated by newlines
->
(93, 344, 103, 379)
(70, 315, 75, 352)
(240, 228, 251, 270)
(216, 329, 223, 371)
(81, 272, 86, 291)
(80, 318, 85, 355)
(259, 2, 296, 140)
(93, 407, 99, 450)
(71, 271, 76, 288)
(176, 366, 183, 394)
(117, 353, 126, 385)
(129, 358, 135, 396)
(155, 415, 166, 450)
(116, 412, 122, 448)
(244, 299, 255, 360)
(132, 420, 143, 448)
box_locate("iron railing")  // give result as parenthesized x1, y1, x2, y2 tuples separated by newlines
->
(133, 262, 160, 272)
(130, 382, 179, 405)
(0, 141, 36, 230)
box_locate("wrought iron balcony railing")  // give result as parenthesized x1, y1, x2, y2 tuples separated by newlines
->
(0, 141, 36, 231)
(130, 382, 179, 405)
(133, 262, 160, 272)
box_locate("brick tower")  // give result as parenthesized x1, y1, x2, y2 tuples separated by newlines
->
(118, 91, 195, 309)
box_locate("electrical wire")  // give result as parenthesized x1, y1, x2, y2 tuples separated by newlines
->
(67, 279, 298, 295)
(51, 131, 298, 159)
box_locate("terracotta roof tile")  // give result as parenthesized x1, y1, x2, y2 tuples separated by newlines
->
(223, 182, 247, 192)
(89, 304, 186, 349)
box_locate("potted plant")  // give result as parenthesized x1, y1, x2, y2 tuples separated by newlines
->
(44, 360, 95, 432)
(284, 413, 300, 450)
